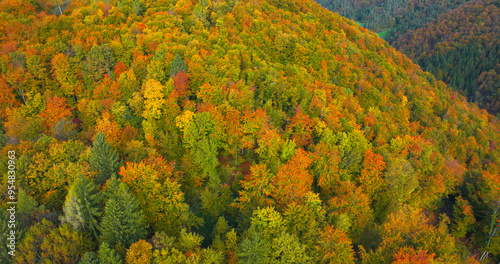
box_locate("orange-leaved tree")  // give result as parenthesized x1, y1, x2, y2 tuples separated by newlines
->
(39, 95, 72, 133)
(271, 149, 313, 207)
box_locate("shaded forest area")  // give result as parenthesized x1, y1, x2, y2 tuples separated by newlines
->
(316, 0, 500, 116)
(314, 0, 469, 39)
(393, 0, 500, 115)
(0, 0, 499, 263)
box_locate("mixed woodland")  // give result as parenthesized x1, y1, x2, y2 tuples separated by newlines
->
(0, 0, 499, 263)
(392, 0, 500, 115)
(316, 0, 500, 116)
(314, 0, 470, 37)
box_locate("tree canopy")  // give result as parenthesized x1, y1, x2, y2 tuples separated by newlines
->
(0, 0, 499, 262)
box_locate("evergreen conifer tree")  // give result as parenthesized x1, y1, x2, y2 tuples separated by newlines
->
(103, 174, 121, 200)
(60, 174, 102, 241)
(100, 183, 148, 251)
(0, 209, 11, 263)
(170, 54, 188, 77)
(90, 132, 120, 185)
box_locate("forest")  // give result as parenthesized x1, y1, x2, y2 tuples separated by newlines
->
(0, 0, 499, 263)
(316, 0, 500, 116)
(314, 0, 469, 37)
(392, 0, 500, 115)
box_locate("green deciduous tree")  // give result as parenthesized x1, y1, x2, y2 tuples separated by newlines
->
(335, 130, 370, 179)
(451, 196, 476, 238)
(270, 232, 312, 264)
(98, 242, 123, 264)
(284, 192, 326, 254)
(183, 111, 225, 184)
(40, 224, 93, 264)
(17, 188, 38, 227)
(239, 206, 312, 262)
(79, 252, 99, 264)
(238, 232, 272, 264)
(239, 231, 311, 263)
(151, 229, 224, 263)
(16, 219, 54, 264)
(385, 156, 418, 208)
(16, 219, 92, 264)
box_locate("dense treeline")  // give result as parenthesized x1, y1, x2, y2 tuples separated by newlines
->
(392, 0, 500, 115)
(314, 0, 468, 39)
(0, 0, 499, 263)
(316, 0, 500, 116)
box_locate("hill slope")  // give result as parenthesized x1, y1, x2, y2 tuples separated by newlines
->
(316, 0, 500, 116)
(0, 0, 499, 263)
(392, 0, 500, 114)
(314, 0, 469, 39)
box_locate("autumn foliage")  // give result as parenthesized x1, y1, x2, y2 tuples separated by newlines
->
(0, 0, 499, 263)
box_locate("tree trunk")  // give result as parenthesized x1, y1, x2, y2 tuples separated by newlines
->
(58, 2, 63, 16)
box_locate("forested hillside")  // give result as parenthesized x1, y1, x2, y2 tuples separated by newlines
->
(392, 0, 500, 115)
(314, 0, 469, 41)
(315, 0, 500, 116)
(0, 0, 499, 263)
